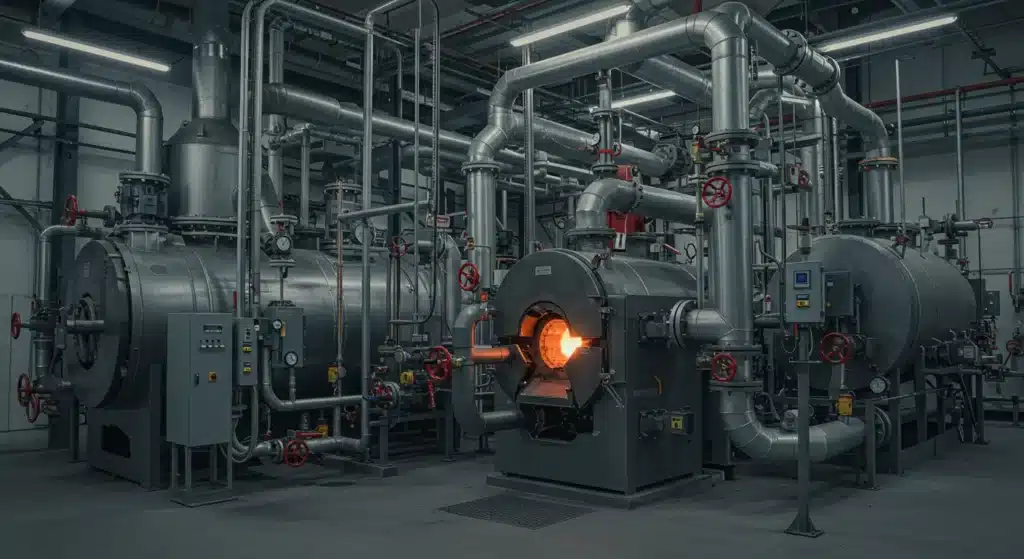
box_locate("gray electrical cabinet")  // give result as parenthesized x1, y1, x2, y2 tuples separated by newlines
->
(786, 262, 826, 325)
(265, 305, 305, 368)
(166, 313, 233, 447)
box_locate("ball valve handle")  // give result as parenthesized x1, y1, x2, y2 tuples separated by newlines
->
(425, 346, 453, 382)
(10, 312, 22, 340)
(1006, 339, 1023, 357)
(63, 195, 83, 226)
(701, 177, 733, 209)
(798, 170, 811, 188)
(283, 439, 310, 468)
(819, 332, 854, 365)
(388, 236, 409, 258)
(458, 262, 481, 292)
(710, 353, 738, 382)
(16, 373, 32, 407)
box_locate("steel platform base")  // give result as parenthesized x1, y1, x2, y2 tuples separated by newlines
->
(486, 471, 720, 509)
(319, 455, 398, 478)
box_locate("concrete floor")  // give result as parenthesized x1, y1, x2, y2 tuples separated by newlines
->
(0, 425, 1021, 559)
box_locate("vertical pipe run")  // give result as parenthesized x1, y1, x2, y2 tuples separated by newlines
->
(896, 59, 906, 228)
(268, 25, 285, 199)
(413, 26, 422, 320)
(955, 88, 966, 255)
(300, 130, 311, 227)
(831, 117, 843, 221)
(236, 2, 254, 319)
(523, 43, 537, 254)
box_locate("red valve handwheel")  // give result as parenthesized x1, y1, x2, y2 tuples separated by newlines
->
(819, 332, 854, 365)
(63, 195, 81, 226)
(16, 374, 32, 407)
(425, 346, 453, 382)
(388, 236, 409, 257)
(25, 395, 41, 424)
(458, 262, 481, 292)
(1006, 339, 1023, 356)
(798, 170, 810, 188)
(701, 176, 733, 209)
(10, 312, 22, 340)
(710, 353, 738, 382)
(283, 439, 310, 468)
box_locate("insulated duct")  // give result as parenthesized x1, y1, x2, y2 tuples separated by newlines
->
(0, 58, 163, 175)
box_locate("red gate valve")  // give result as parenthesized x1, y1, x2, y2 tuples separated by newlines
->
(797, 170, 811, 188)
(710, 353, 738, 382)
(819, 332, 854, 365)
(25, 394, 41, 424)
(1006, 339, 1023, 357)
(388, 236, 409, 258)
(425, 346, 453, 382)
(10, 312, 22, 339)
(63, 195, 84, 226)
(458, 262, 481, 292)
(283, 439, 311, 468)
(16, 373, 32, 407)
(701, 176, 733, 209)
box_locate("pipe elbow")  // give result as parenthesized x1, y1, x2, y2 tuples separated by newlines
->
(126, 83, 162, 120)
(703, 6, 748, 47)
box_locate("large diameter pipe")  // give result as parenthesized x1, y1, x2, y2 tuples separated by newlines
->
(574, 178, 697, 231)
(0, 58, 162, 175)
(268, 26, 286, 199)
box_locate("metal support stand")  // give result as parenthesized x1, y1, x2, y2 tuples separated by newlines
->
(169, 443, 236, 508)
(443, 390, 455, 461)
(786, 335, 824, 538)
(973, 373, 988, 444)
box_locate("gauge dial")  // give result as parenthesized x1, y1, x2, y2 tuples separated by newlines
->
(869, 376, 889, 395)
(691, 124, 701, 136)
(271, 319, 283, 331)
(274, 235, 292, 253)
(284, 351, 298, 367)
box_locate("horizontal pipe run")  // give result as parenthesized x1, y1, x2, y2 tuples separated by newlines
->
(337, 201, 417, 222)
(0, 58, 163, 175)
(260, 360, 363, 412)
(574, 178, 697, 231)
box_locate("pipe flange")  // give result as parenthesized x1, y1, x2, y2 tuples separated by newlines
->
(565, 227, 615, 240)
(708, 380, 763, 392)
(704, 129, 760, 149)
(872, 406, 892, 447)
(810, 56, 842, 96)
(590, 108, 617, 119)
(629, 182, 645, 212)
(113, 222, 168, 235)
(461, 161, 500, 175)
(668, 299, 697, 346)
(705, 159, 764, 177)
(118, 171, 170, 188)
(774, 30, 809, 76)
(858, 156, 899, 170)
(591, 163, 619, 176)
(654, 143, 690, 179)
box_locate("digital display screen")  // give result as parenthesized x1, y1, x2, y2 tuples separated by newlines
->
(794, 271, 809, 286)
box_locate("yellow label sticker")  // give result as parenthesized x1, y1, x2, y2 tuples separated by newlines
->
(316, 424, 329, 437)
(670, 416, 684, 430)
(400, 371, 415, 385)
(328, 366, 339, 383)
(837, 394, 854, 417)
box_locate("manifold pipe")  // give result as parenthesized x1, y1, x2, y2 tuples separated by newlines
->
(261, 84, 598, 178)
(0, 58, 162, 175)
(725, 2, 894, 223)
(451, 304, 522, 436)
(260, 354, 362, 411)
(466, 8, 749, 294)
(521, 115, 672, 177)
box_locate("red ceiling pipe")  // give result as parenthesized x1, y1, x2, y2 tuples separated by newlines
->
(442, 0, 555, 39)
(865, 76, 1024, 109)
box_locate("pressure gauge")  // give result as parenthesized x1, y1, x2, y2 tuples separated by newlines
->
(284, 351, 299, 367)
(352, 222, 369, 245)
(271, 319, 284, 331)
(869, 376, 890, 395)
(691, 124, 701, 137)
(274, 234, 293, 253)
(587, 132, 601, 147)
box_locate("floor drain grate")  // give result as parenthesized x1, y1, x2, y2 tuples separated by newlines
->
(441, 493, 593, 529)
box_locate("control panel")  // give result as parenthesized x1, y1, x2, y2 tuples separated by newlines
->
(166, 313, 232, 447)
(234, 317, 258, 386)
(265, 305, 305, 369)
(785, 261, 825, 324)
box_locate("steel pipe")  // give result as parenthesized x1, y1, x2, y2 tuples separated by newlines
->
(451, 304, 522, 436)
(574, 178, 698, 231)
(0, 58, 162, 175)
(337, 201, 417, 222)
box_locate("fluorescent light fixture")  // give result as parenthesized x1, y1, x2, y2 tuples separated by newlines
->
(510, 4, 632, 47)
(817, 14, 958, 53)
(22, 29, 171, 72)
(609, 90, 675, 110)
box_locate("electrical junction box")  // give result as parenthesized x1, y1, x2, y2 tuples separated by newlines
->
(786, 262, 825, 325)
(824, 271, 854, 317)
(235, 317, 257, 386)
(166, 313, 233, 447)
(265, 305, 305, 369)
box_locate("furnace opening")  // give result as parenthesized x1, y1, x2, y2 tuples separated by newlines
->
(537, 317, 583, 369)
